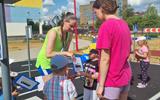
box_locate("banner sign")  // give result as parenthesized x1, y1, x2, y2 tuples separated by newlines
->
(144, 28, 160, 33)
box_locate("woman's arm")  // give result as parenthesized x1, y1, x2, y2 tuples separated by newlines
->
(46, 31, 73, 58)
(99, 49, 110, 87)
(97, 49, 110, 97)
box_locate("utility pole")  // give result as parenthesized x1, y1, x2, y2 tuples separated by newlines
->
(0, 1, 12, 100)
(74, 0, 79, 51)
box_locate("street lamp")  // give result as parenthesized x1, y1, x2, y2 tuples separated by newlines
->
(23, 11, 32, 77)
(38, 12, 43, 35)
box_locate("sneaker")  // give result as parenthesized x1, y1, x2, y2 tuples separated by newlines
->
(137, 83, 147, 88)
(138, 83, 143, 85)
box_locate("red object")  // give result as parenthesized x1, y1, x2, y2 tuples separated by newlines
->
(74, 0, 79, 51)
(158, 28, 160, 32)
(144, 28, 160, 33)
(151, 28, 156, 32)
(92, 9, 95, 34)
(145, 28, 150, 33)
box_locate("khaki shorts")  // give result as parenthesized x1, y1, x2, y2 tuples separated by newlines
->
(103, 84, 130, 100)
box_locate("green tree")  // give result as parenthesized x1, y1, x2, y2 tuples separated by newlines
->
(95, 18, 102, 29)
(143, 4, 160, 28)
(144, 4, 158, 18)
(126, 15, 143, 30)
(125, 4, 160, 30)
(123, 5, 134, 20)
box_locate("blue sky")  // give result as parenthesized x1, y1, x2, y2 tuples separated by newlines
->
(128, 0, 160, 13)
(5, 5, 41, 22)
(42, 0, 160, 20)
(42, 0, 95, 20)
(5, 0, 160, 22)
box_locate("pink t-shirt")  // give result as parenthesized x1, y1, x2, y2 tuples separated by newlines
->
(138, 45, 149, 62)
(97, 18, 132, 87)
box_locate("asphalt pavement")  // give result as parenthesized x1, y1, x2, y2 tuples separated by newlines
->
(8, 60, 160, 100)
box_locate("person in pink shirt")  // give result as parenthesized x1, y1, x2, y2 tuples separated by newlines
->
(93, 0, 132, 100)
(135, 36, 150, 88)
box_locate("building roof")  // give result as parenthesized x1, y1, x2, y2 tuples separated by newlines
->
(4, 0, 42, 8)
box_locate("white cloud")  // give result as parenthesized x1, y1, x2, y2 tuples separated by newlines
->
(52, 0, 74, 16)
(67, 0, 95, 5)
(42, 8, 49, 13)
(61, 6, 67, 11)
(128, 0, 159, 6)
(43, 15, 52, 20)
(53, 6, 68, 16)
(128, 0, 160, 13)
(76, 0, 95, 5)
(128, 0, 142, 6)
(43, 0, 55, 5)
(67, 0, 74, 13)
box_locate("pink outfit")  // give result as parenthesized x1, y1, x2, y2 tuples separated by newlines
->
(138, 45, 149, 62)
(97, 18, 132, 87)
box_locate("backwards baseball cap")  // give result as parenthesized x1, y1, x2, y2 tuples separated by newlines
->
(89, 49, 98, 55)
(136, 36, 146, 42)
(51, 55, 72, 70)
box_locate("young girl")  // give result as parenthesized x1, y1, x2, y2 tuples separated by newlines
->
(78, 49, 99, 100)
(135, 36, 150, 88)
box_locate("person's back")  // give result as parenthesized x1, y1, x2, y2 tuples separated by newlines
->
(97, 18, 132, 87)
(43, 76, 77, 100)
(43, 55, 77, 100)
(93, 0, 132, 99)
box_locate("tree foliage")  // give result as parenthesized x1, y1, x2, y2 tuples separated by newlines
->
(144, 4, 158, 18)
(123, 5, 134, 20)
(95, 18, 102, 29)
(124, 4, 160, 31)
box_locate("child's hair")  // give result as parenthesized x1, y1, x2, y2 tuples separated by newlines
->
(93, 0, 118, 14)
(89, 49, 98, 55)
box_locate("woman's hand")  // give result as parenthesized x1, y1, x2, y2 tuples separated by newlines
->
(97, 85, 104, 99)
(65, 51, 74, 57)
